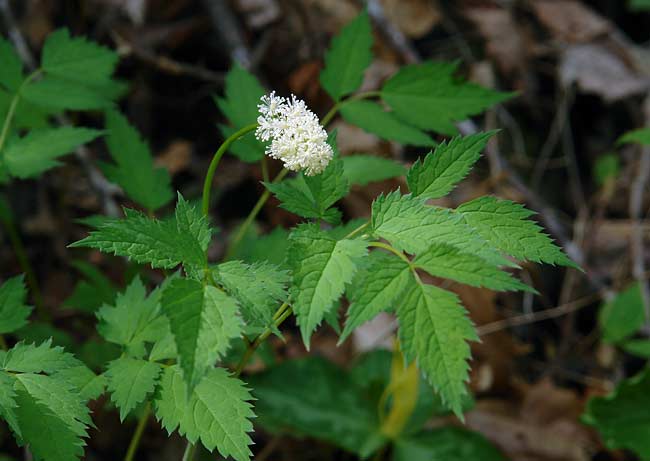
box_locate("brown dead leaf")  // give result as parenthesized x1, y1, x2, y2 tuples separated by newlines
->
(531, 0, 610, 43)
(560, 43, 649, 102)
(380, 0, 441, 39)
(465, 7, 528, 76)
(156, 140, 192, 174)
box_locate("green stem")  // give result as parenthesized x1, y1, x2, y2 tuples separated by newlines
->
(0, 198, 47, 321)
(124, 402, 151, 461)
(321, 90, 381, 126)
(0, 70, 41, 153)
(344, 221, 370, 239)
(201, 123, 258, 216)
(223, 168, 289, 260)
(181, 442, 196, 461)
(234, 302, 292, 377)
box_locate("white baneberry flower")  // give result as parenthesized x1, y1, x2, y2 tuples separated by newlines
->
(256, 92, 333, 176)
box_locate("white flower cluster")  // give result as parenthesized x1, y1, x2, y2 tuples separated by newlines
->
(255, 92, 333, 176)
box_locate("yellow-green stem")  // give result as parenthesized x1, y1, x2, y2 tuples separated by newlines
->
(234, 302, 292, 377)
(124, 402, 151, 461)
(224, 168, 288, 260)
(202, 123, 258, 216)
(182, 442, 196, 461)
(0, 70, 41, 153)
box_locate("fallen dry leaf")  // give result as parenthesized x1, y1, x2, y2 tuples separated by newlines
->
(380, 0, 441, 39)
(531, 0, 610, 43)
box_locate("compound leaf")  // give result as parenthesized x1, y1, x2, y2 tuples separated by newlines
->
(342, 154, 405, 186)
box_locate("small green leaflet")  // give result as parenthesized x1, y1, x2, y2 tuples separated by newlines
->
(629, 0, 650, 10)
(249, 356, 384, 456)
(320, 11, 373, 101)
(70, 195, 210, 270)
(105, 357, 162, 421)
(340, 251, 411, 343)
(583, 368, 650, 459)
(161, 279, 242, 388)
(397, 282, 477, 417)
(41, 28, 119, 85)
(64, 260, 117, 313)
(155, 365, 255, 461)
(216, 64, 266, 162)
(339, 100, 434, 146)
(382, 61, 512, 135)
(2, 127, 102, 179)
(21, 77, 112, 110)
(0, 275, 33, 334)
(101, 111, 173, 211)
(413, 243, 535, 293)
(266, 153, 349, 224)
(287, 224, 367, 348)
(342, 154, 405, 186)
(407, 132, 495, 199)
(598, 283, 645, 344)
(617, 127, 650, 146)
(0, 38, 24, 92)
(214, 260, 289, 329)
(393, 427, 505, 461)
(621, 339, 650, 358)
(371, 191, 512, 267)
(593, 153, 619, 186)
(0, 340, 96, 461)
(457, 196, 578, 268)
(96, 277, 167, 357)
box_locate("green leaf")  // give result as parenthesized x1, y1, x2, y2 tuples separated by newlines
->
(155, 366, 255, 461)
(393, 427, 505, 461)
(0, 275, 32, 334)
(0, 371, 21, 438)
(583, 369, 650, 459)
(382, 61, 512, 135)
(287, 225, 367, 348)
(397, 282, 477, 417)
(407, 132, 494, 199)
(617, 127, 650, 146)
(41, 28, 118, 85)
(249, 356, 384, 455)
(70, 195, 209, 270)
(630, 0, 650, 11)
(22, 77, 111, 111)
(12, 388, 86, 461)
(1, 340, 81, 374)
(101, 111, 173, 211)
(231, 226, 289, 267)
(593, 153, 620, 186)
(2, 127, 102, 178)
(106, 357, 162, 421)
(266, 154, 349, 224)
(371, 191, 512, 267)
(54, 365, 106, 401)
(14, 373, 91, 437)
(15, 322, 74, 350)
(342, 154, 405, 186)
(340, 100, 434, 146)
(0, 88, 52, 131)
(216, 63, 266, 162)
(64, 260, 117, 313)
(598, 283, 645, 344)
(96, 277, 164, 356)
(457, 196, 579, 268)
(161, 279, 242, 388)
(340, 252, 411, 343)
(0, 38, 24, 92)
(320, 11, 373, 101)
(214, 260, 289, 329)
(413, 243, 535, 293)
(621, 339, 650, 357)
